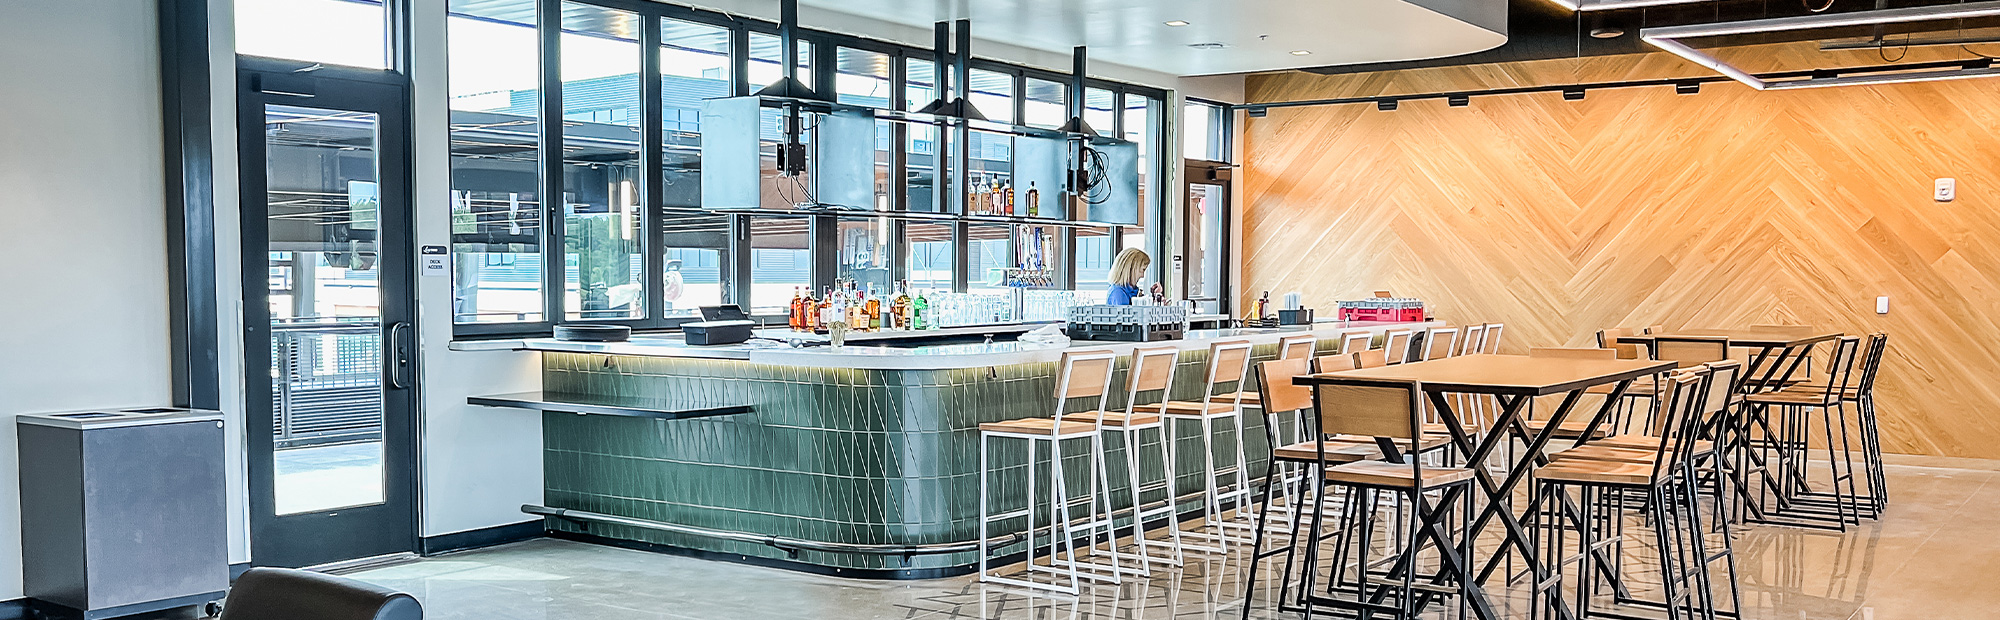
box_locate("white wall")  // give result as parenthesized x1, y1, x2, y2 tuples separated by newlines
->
(409, 0, 546, 538)
(0, 0, 173, 600)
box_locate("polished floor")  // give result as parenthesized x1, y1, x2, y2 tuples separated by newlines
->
(351, 461, 1996, 620)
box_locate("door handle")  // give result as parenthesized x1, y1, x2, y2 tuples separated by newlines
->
(387, 322, 412, 390)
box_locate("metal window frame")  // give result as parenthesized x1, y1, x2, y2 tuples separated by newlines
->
(1642, 1, 2000, 91)
(450, 0, 1172, 338)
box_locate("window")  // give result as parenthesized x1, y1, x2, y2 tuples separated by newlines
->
(437, 4, 1173, 335)
(747, 33, 812, 92)
(1023, 78, 1067, 129)
(448, 0, 542, 324)
(904, 221, 954, 294)
(1075, 226, 1115, 295)
(836, 217, 893, 295)
(905, 58, 940, 212)
(835, 48, 895, 210)
(750, 216, 812, 313)
(1084, 88, 1116, 138)
(964, 71, 1016, 216)
(968, 69, 1014, 124)
(967, 223, 1013, 293)
(1123, 94, 1161, 256)
(1183, 100, 1226, 162)
(661, 210, 728, 317)
(559, 2, 644, 320)
(235, 0, 388, 68)
(661, 19, 731, 210)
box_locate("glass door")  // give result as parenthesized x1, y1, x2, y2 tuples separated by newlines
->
(238, 62, 417, 568)
(1183, 163, 1231, 315)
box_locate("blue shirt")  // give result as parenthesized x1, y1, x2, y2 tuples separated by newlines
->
(1107, 284, 1142, 306)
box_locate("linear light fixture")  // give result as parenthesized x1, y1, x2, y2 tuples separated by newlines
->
(1643, 0, 2000, 90)
(1542, 0, 1708, 13)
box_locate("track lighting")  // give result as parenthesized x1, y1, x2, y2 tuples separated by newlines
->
(1377, 100, 1398, 111)
(1563, 88, 1586, 101)
(1676, 82, 1700, 95)
(1448, 95, 1470, 107)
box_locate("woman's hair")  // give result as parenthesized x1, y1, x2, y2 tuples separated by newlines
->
(1109, 248, 1151, 287)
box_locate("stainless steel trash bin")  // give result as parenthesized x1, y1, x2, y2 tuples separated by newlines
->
(19, 407, 229, 620)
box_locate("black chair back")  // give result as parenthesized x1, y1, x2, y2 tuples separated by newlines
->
(218, 568, 422, 620)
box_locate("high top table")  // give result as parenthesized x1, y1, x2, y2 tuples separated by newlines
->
(1300, 354, 1676, 620)
(1621, 328, 1848, 531)
(1615, 328, 1841, 392)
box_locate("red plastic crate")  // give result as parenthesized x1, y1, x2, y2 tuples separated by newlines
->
(1338, 306, 1425, 322)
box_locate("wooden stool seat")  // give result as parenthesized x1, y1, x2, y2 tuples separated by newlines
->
(978, 417, 1098, 437)
(1272, 439, 1380, 463)
(1059, 410, 1163, 428)
(1590, 434, 1714, 455)
(1521, 418, 1611, 439)
(1535, 458, 1659, 486)
(1746, 390, 1841, 406)
(1131, 400, 1240, 417)
(1322, 460, 1477, 488)
(1552, 444, 1662, 464)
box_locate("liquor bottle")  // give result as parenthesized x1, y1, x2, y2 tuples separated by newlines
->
(1025, 181, 1040, 217)
(892, 281, 912, 330)
(1256, 291, 1272, 320)
(911, 290, 930, 330)
(865, 288, 882, 330)
(816, 287, 833, 331)
(1003, 180, 1015, 215)
(788, 288, 802, 330)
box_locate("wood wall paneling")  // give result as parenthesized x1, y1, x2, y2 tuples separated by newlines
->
(1242, 46, 2000, 459)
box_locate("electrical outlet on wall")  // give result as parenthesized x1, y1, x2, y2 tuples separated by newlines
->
(1877, 296, 1890, 315)
(1936, 178, 1956, 202)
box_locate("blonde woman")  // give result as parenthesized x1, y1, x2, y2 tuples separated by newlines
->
(1106, 247, 1151, 305)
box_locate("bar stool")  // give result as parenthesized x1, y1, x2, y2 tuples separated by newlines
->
(1534, 370, 1725, 620)
(1420, 326, 1459, 361)
(1290, 376, 1480, 620)
(1060, 345, 1185, 570)
(978, 349, 1123, 594)
(1339, 331, 1373, 357)
(1744, 335, 1864, 530)
(1132, 339, 1256, 552)
(1458, 324, 1487, 357)
(1785, 332, 1889, 515)
(1383, 329, 1415, 365)
(1278, 334, 1318, 360)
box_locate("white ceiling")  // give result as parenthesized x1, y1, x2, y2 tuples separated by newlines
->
(784, 0, 1509, 77)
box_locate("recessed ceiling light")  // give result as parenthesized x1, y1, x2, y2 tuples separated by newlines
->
(1290, 50, 1312, 55)
(1164, 20, 1190, 27)
(1188, 42, 1228, 50)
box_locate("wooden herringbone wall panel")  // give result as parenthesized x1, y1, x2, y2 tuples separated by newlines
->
(1243, 48, 2000, 459)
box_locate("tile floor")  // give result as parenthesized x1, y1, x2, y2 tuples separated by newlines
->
(350, 462, 1999, 620)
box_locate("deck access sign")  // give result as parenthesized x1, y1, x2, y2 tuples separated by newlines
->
(421, 245, 448, 277)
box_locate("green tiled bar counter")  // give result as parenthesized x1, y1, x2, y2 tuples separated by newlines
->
(518, 322, 1433, 578)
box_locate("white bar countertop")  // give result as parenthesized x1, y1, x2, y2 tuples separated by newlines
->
(453, 320, 1441, 370)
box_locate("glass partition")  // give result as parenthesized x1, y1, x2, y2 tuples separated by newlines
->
(236, 0, 388, 69)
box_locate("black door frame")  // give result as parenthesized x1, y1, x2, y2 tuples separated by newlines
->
(237, 57, 419, 568)
(1182, 160, 1233, 314)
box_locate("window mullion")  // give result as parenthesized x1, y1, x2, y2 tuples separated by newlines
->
(640, 12, 666, 327)
(537, 0, 565, 326)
